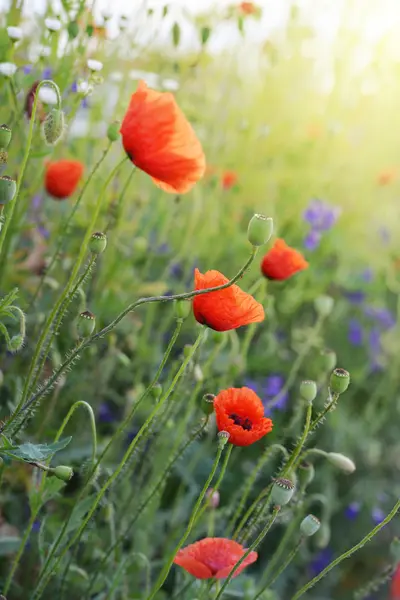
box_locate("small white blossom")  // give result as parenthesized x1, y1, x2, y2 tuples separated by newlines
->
(0, 62, 17, 77)
(87, 59, 103, 72)
(38, 86, 58, 105)
(77, 81, 93, 96)
(44, 17, 62, 32)
(109, 71, 123, 83)
(162, 78, 179, 91)
(7, 26, 23, 42)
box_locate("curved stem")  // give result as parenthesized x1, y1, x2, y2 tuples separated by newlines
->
(280, 401, 313, 477)
(290, 498, 400, 600)
(255, 539, 303, 598)
(308, 391, 339, 433)
(54, 400, 97, 468)
(194, 444, 233, 526)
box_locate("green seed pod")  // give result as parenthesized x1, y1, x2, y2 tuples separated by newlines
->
(107, 121, 120, 142)
(300, 514, 320, 537)
(299, 380, 317, 403)
(8, 334, 24, 354)
(217, 430, 230, 448)
(320, 348, 337, 372)
(89, 231, 107, 254)
(314, 295, 334, 317)
(42, 108, 65, 146)
(247, 214, 273, 247)
(315, 521, 331, 548)
(0, 176, 16, 205)
(174, 299, 191, 321)
(77, 311, 96, 338)
(0, 124, 12, 149)
(327, 452, 356, 473)
(330, 368, 350, 395)
(150, 383, 162, 400)
(271, 478, 295, 506)
(67, 20, 79, 39)
(390, 538, 400, 563)
(53, 465, 74, 482)
(202, 393, 215, 415)
(297, 461, 315, 490)
(0, 149, 7, 174)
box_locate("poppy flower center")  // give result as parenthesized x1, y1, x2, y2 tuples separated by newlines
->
(229, 413, 252, 431)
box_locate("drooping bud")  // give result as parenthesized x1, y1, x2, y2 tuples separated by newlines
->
(390, 538, 400, 563)
(206, 488, 220, 509)
(174, 299, 191, 321)
(107, 121, 120, 143)
(89, 232, 107, 254)
(41, 108, 65, 146)
(300, 514, 321, 537)
(315, 521, 331, 548)
(0, 150, 7, 175)
(0, 176, 16, 205)
(217, 431, 230, 448)
(299, 380, 317, 404)
(0, 124, 12, 149)
(202, 393, 215, 415)
(271, 478, 295, 506)
(150, 383, 162, 400)
(77, 311, 96, 338)
(53, 465, 74, 482)
(330, 368, 350, 395)
(327, 452, 356, 474)
(8, 334, 24, 354)
(314, 295, 334, 318)
(297, 461, 315, 490)
(247, 214, 273, 247)
(320, 348, 337, 372)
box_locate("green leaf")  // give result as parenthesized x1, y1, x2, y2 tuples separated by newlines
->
(1, 437, 72, 463)
(201, 26, 211, 46)
(172, 22, 180, 47)
(29, 477, 65, 512)
(162, 5, 168, 17)
(0, 537, 21, 556)
(65, 495, 97, 536)
(46, 437, 73, 455)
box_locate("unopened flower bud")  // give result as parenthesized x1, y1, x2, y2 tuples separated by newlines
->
(0, 176, 16, 205)
(206, 487, 220, 509)
(297, 461, 315, 490)
(8, 334, 24, 354)
(53, 465, 73, 482)
(299, 380, 317, 403)
(271, 478, 295, 506)
(42, 108, 65, 146)
(217, 431, 230, 448)
(247, 214, 273, 247)
(320, 348, 336, 372)
(89, 231, 107, 254)
(390, 538, 400, 563)
(0, 124, 12, 149)
(174, 299, 191, 321)
(202, 393, 215, 415)
(107, 121, 120, 143)
(330, 368, 350, 395)
(315, 521, 331, 548)
(150, 383, 162, 400)
(77, 311, 96, 338)
(327, 452, 356, 474)
(300, 514, 320, 537)
(314, 295, 334, 317)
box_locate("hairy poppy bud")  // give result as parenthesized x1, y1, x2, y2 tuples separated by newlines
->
(271, 478, 295, 506)
(297, 461, 315, 490)
(77, 311, 96, 338)
(0, 124, 12, 149)
(390, 538, 400, 563)
(107, 121, 120, 143)
(315, 522, 331, 548)
(53, 465, 74, 482)
(320, 348, 336, 372)
(42, 108, 65, 146)
(327, 452, 356, 473)
(8, 334, 24, 354)
(314, 295, 334, 317)
(174, 299, 191, 321)
(330, 368, 350, 395)
(206, 487, 220, 509)
(0, 176, 16, 205)
(300, 514, 320, 537)
(202, 393, 215, 415)
(89, 232, 107, 254)
(247, 214, 273, 247)
(299, 380, 317, 403)
(150, 383, 162, 400)
(0, 150, 7, 174)
(217, 431, 230, 448)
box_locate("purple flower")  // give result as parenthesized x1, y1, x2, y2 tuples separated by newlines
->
(98, 403, 115, 423)
(42, 67, 52, 79)
(23, 64, 33, 75)
(364, 306, 395, 329)
(81, 97, 89, 109)
(157, 242, 170, 255)
(263, 375, 288, 411)
(264, 375, 284, 397)
(371, 507, 385, 525)
(304, 230, 321, 251)
(303, 199, 340, 232)
(71, 81, 78, 93)
(37, 224, 50, 239)
(170, 262, 184, 279)
(345, 501, 361, 520)
(244, 379, 259, 394)
(32, 520, 41, 533)
(31, 194, 42, 211)
(348, 319, 363, 346)
(309, 548, 334, 576)
(361, 268, 374, 283)
(344, 290, 365, 304)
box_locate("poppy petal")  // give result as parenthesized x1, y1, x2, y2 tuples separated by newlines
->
(174, 554, 213, 579)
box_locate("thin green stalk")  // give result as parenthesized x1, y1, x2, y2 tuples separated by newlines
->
(290, 498, 400, 600)
(146, 439, 227, 600)
(215, 506, 281, 600)
(308, 391, 339, 433)
(3, 510, 37, 594)
(233, 485, 271, 541)
(353, 564, 397, 600)
(32, 330, 205, 599)
(54, 400, 97, 467)
(255, 539, 303, 598)
(194, 444, 233, 526)
(172, 579, 195, 599)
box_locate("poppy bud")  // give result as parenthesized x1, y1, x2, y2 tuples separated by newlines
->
(107, 121, 120, 143)
(0, 150, 7, 174)
(0, 176, 16, 205)
(299, 380, 317, 403)
(390, 538, 400, 563)
(0, 124, 12, 149)
(315, 521, 331, 548)
(53, 465, 74, 482)
(314, 295, 334, 317)
(271, 478, 295, 506)
(327, 452, 356, 473)
(297, 461, 315, 490)
(77, 311, 96, 338)
(41, 108, 65, 146)
(320, 348, 336, 372)
(8, 334, 24, 354)
(247, 213, 273, 247)
(217, 431, 230, 448)
(150, 383, 162, 400)
(174, 299, 191, 321)
(206, 488, 220, 509)
(89, 232, 107, 254)
(300, 514, 321, 537)
(330, 368, 350, 395)
(202, 393, 215, 415)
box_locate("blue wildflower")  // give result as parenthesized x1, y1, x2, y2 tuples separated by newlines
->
(371, 507, 385, 525)
(170, 262, 184, 279)
(42, 67, 52, 79)
(360, 268, 374, 283)
(345, 501, 361, 520)
(364, 306, 395, 329)
(263, 374, 288, 411)
(98, 402, 116, 423)
(344, 290, 365, 304)
(71, 81, 78, 93)
(309, 548, 334, 576)
(303, 199, 340, 232)
(23, 64, 33, 75)
(303, 230, 321, 251)
(348, 319, 363, 346)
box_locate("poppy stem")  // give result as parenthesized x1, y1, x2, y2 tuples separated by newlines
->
(254, 538, 303, 598)
(289, 499, 400, 600)
(194, 444, 233, 527)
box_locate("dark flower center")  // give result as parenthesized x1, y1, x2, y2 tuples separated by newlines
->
(229, 413, 252, 431)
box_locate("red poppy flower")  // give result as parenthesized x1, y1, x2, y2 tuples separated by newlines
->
(120, 80, 205, 194)
(214, 387, 273, 446)
(222, 170, 238, 190)
(193, 269, 264, 332)
(391, 565, 400, 599)
(261, 239, 308, 281)
(174, 538, 257, 579)
(45, 160, 84, 199)
(239, 2, 257, 15)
